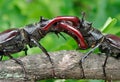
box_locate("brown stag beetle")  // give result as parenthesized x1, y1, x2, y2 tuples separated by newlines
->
(74, 14, 120, 81)
(55, 13, 120, 81)
(0, 16, 87, 78)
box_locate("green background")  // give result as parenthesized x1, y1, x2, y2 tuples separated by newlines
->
(0, 0, 120, 82)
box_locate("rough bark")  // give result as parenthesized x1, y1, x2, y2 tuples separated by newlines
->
(0, 50, 119, 82)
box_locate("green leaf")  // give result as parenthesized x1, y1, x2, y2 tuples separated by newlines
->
(101, 17, 117, 33)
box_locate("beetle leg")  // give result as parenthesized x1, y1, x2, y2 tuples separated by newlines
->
(79, 43, 101, 78)
(102, 54, 109, 82)
(24, 47, 28, 56)
(7, 54, 27, 78)
(102, 47, 112, 82)
(0, 55, 3, 61)
(31, 38, 55, 76)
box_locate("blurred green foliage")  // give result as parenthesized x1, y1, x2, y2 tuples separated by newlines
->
(0, 0, 120, 82)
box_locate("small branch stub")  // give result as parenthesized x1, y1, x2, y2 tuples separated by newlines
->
(0, 50, 120, 82)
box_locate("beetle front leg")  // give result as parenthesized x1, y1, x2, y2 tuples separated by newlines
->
(31, 38, 55, 77)
(79, 43, 101, 78)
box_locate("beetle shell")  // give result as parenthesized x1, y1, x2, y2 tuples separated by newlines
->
(0, 29, 26, 55)
(0, 29, 19, 43)
(99, 34, 120, 58)
(105, 34, 120, 49)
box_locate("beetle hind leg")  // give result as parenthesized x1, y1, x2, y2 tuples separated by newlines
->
(7, 54, 27, 78)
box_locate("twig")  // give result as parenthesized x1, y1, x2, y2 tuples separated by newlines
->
(0, 50, 120, 82)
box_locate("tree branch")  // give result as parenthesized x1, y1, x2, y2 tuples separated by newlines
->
(0, 50, 120, 82)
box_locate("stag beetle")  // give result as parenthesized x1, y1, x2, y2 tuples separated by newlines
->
(0, 15, 119, 81)
(0, 16, 88, 77)
(44, 16, 120, 81)
(68, 15, 120, 81)
(53, 14, 120, 81)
